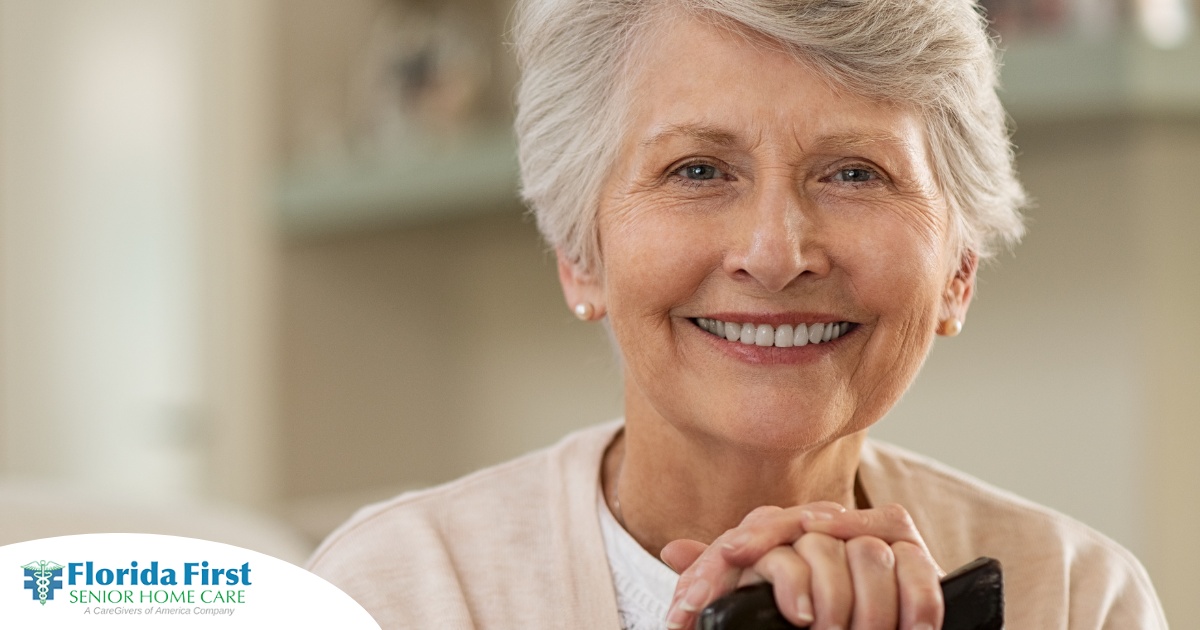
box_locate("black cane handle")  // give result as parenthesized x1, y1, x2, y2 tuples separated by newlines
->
(696, 556, 1003, 630)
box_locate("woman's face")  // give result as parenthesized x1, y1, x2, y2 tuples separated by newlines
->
(562, 16, 975, 452)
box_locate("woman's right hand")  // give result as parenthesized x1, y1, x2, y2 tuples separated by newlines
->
(661, 503, 944, 630)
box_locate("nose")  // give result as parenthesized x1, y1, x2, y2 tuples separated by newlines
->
(724, 178, 827, 292)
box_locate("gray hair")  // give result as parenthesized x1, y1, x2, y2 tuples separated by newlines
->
(514, 0, 1027, 274)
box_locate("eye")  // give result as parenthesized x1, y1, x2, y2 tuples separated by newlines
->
(674, 162, 725, 181)
(830, 167, 879, 183)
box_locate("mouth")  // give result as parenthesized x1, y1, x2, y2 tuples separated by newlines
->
(690, 317, 855, 348)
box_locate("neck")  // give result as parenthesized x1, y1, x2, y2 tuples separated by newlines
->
(603, 408, 866, 560)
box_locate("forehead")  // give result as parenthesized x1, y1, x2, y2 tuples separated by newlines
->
(622, 14, 928, 158)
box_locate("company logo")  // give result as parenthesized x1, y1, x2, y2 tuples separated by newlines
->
(18, 559, 253, 612)
(22, 560, 65, 605)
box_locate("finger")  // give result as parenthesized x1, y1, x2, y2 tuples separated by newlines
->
(845, 536, 898, 630)
(892, 541, 943, 630)
(740, 505, 785, 525)
(721, 502, 847, 565)
(666, 531, 744, 630)
(735, 569, 766, 587)
(661, 539, 708, 573)
(666, 506, 787, 622)
(666, 575, 712, 630)
(794, 533, 852, 630)
(667, 570, 742, 630)
(668, 503, 836, 628)
(750, 545, 815, 627)
(798, 503, 931, 555)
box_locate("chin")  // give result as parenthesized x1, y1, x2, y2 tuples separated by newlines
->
(693, 399, 854, 456)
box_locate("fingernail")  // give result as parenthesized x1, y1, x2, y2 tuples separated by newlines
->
(678, 579, 710, 613)
(722, 532, 750, 550)
(666, 602, 688, 628)
(914, 624, 934, 630)
(800, 509, 833, 521)
(794, 594, 814, 624)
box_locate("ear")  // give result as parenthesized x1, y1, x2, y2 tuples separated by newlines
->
(556, 249, 606, 319)
(938, 250, 978, 335)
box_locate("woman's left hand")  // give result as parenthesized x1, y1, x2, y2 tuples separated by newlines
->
(661, 503, 944, 630)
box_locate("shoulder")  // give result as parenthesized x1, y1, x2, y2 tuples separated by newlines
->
(306, 420, 623, 628)
(311, 441, 554, 564)
(860, 438, 1089, 536)
(860, 439, 1167, 628)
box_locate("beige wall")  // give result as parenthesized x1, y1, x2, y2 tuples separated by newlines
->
(279, 210, 622, 500)
(1137, 119, 1200, 627)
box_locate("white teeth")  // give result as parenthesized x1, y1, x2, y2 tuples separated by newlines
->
(755, 324, 774, 347)
(775, 324, 793, 348)
(696, 318, 852, 348)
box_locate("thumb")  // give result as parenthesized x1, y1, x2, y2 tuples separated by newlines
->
(660, 539, 708, 574)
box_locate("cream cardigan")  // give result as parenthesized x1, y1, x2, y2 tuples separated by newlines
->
(309, 420, 1166, 629)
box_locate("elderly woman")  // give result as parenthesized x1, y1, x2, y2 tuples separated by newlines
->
(309, 0, 1166, 628)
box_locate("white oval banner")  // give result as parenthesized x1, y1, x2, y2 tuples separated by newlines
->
(0, 533, 380, 628)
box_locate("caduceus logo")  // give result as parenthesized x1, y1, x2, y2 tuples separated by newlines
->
(22, 560, 65, 605)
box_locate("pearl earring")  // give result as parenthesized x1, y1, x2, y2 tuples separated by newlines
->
(939, 318, 963, 337)
(573, 302, 595, 321)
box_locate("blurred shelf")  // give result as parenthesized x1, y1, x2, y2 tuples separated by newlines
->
(999, 32, 1200, 122)
(278, 126, 520, 235)
(279, 36, 1200, 235)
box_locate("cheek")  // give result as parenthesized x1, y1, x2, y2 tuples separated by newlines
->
(599, 200, 720, 318)
(855, 235, 942, 308)
(839, 199, 949, 309)
(837, 208, 949, 376)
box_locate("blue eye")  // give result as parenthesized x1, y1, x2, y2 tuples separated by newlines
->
(677, 163, 722, 180)
(832, 167, 877, 183)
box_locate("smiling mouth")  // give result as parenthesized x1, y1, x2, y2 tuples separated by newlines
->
(692, 318, 854, 348)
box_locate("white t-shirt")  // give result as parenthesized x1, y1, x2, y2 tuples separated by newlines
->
(597, 489, 679, 630)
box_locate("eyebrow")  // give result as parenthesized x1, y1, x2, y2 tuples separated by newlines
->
(639, 123, 741, 148)
(810, 130, 916, 154)
(639, 123, 915, 155)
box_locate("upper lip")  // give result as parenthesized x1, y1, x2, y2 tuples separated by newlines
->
(694, 312, 853, 326)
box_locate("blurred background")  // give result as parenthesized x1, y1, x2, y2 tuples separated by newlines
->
(0, 0, 1197, 624)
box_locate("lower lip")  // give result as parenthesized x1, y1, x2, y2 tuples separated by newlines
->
(690, 319, 854, 365)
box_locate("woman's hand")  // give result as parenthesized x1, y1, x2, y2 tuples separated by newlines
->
(661, 503, 943, 630)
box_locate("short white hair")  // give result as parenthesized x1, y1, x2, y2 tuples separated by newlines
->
(514, 0, 1027, 273)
